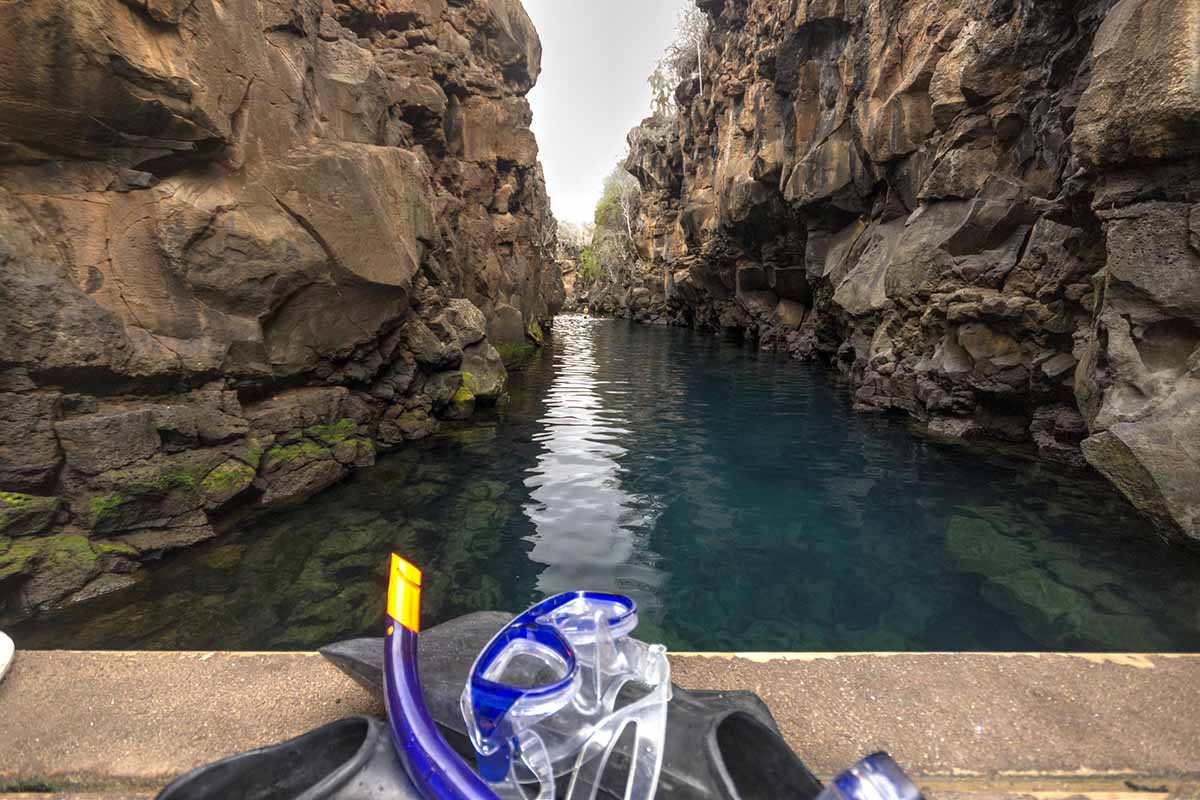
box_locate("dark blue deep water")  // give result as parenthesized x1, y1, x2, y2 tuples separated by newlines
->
(18, 316, 1200, 652)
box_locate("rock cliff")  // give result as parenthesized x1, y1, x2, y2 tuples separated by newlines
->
(0, 0, 563, 622)
(621, 0, 1200, 546)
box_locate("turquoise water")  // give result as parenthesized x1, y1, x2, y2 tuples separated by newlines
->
(16, 316, 1200, 652)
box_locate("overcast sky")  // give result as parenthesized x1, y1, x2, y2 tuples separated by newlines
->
(523, 0, 686, 225)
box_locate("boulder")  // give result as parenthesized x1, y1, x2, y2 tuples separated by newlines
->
(1082, 389, 1200, 545)
(435, 299, 489, 348)
(461, 342, 508, 403)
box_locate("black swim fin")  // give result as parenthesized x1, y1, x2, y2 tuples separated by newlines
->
(155, 716, 419, 800)
(321, 613, 823, 800)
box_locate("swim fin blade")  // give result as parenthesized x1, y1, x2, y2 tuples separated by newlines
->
(321, 613, 824, 800)
(155, 716, 419, 800)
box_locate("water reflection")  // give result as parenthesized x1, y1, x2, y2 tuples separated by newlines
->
(523, 316, 665, 616)
(13, 317, 1200, 652)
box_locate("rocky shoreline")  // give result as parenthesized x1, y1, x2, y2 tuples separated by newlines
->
(0, 0, 564, 623)
(597, 0, 1200, 546)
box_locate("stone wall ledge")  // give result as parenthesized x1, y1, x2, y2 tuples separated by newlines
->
(1, 650, 1198, 798)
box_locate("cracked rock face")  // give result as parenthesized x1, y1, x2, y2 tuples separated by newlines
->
(0, 0, 562, 621)
(619, 0, 1200, 545)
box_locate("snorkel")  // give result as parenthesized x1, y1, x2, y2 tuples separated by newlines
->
(385, 554, 502, 800)
(461, 592, 672, 800)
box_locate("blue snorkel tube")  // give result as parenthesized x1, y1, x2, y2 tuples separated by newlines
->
(384, 554, 501, 800)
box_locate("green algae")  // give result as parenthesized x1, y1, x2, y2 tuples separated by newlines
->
(241, 438, 265, 470)
(944, 514, 1032, 577)
(526, 322, 544, 346)
(452, 375, 476, 404)
(42, 534, 99, 575)
(0, 492, 59, 536)
(199, 544, 246, 571)
(982, 566, 1175, 650)
(462, 480, 507, 501)
(0, 537, 41, 582)
(340, 438, 376, 462)
(394, 481, 447, 508)
(200, 460, 256, 497)
(93, 540, 138, 558)
(1, 492, 36, 507)
(0, 533, 103, 595)
(158, 462, 213, 492)
(308, 418, 360, 446)
(265, 439, 331, 468)
(85, 494, 125, 526)
(495, 342, 534, 369)
(397, 409, 433, 427)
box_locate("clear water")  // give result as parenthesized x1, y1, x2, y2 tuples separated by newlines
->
(15, 316, 1200, 652)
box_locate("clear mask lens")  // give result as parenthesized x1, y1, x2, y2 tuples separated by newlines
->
(461, 592, 672, 800)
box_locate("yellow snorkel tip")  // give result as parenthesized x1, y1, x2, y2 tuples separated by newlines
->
(387, 554, 423, 633)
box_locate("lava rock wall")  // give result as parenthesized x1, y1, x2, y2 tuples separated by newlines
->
(623, 0, 1200, 545)
(0, 0, 564, 621)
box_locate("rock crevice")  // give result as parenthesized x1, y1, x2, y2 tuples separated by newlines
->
(615, 0, 1200, 545)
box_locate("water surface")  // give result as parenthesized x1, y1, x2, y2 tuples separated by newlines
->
(16, 316, 1200, 651)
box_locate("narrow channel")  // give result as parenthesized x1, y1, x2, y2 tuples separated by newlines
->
(16, 317, 1200, 653)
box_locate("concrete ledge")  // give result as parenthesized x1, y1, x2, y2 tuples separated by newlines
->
(1, 651, 1198, 798)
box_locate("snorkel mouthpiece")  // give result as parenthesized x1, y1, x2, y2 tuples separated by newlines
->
(385, 554, 500, 800)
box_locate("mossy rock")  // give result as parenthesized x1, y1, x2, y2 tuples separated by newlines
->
(158, 462, 216, 493)
(442, 378, 477, 421)
(525, 322, 545, 346)
(980, 567, 1122, 647)
(983, 568, 1085, 617)
(462, 480, 508, 502)
(396, 409, 438, 441)
(83, 494, 126, 528)
(944, 515, 1032, 578)
(494, 342, 534, 370)
(0, 492, 60, 538)
(455, 375, 477, 403)
(200, 459, 257, 506)
(332, 438, 376, 469)
(264, 439, 332, 472)
(21, 534, 103, 607)
(449, 498, 512, 533)
(0, 537, 42, 584)
(1050, 610, 1174, 651)
(241, 438, 266, 470)
(394, 481, 449, 508)
(414, 461, 453, 485)
(92, 539, 139, 560)
(1041, 558, 1115, 595)
(199, 544, 247, 571)
(307, 419, 361, 447)
(312, 511, 393, 560)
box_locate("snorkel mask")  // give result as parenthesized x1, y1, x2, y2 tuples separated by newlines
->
(461, 592, 673, 800)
